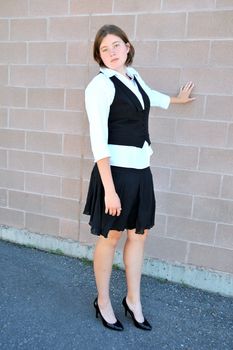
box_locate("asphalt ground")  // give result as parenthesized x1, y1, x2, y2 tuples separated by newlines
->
(0, 239, 233, 350)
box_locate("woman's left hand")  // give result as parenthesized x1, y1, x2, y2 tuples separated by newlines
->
(171, 81, 196, 104)
(177, 81, 195, 103)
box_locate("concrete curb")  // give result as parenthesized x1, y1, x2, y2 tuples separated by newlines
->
(1, 225, 232, 298)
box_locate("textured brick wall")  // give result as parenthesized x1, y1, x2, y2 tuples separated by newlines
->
(0, 0, 233, 275)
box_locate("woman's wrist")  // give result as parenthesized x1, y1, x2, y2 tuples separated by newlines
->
(170, 96, 182, 104)
(104, 187, 117, 197)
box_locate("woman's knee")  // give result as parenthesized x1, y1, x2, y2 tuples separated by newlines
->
(127, 229, 148, 242)
(103, 230, 122, 248)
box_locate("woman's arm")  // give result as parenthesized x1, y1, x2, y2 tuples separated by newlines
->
(85, 77, 121, 217)
(170, 81, 195, 104)
(131, 69, 195, 108)
(97, 157, 122, 217)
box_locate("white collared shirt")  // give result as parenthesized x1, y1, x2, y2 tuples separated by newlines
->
(85, 67, 170, 169)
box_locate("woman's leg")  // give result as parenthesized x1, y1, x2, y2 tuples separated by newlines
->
(94, 229, 122, 323)
(123, 229, 148, 322)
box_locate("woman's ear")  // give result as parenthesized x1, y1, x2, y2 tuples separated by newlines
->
(126, 42, 130, 53)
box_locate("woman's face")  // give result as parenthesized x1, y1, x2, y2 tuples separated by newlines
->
(99, 34, 130, 72)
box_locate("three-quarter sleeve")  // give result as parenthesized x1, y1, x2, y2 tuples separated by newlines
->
(146, 88, 171, 109)
(85, 76, 113, 162)
(132, 69, 171, 109)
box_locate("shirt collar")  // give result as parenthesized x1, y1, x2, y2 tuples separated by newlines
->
(100, 67, 135, 80)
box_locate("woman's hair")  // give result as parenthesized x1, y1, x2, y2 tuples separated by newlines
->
(93, 24, 135, 67)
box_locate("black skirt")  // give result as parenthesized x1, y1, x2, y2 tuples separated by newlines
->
(83, 164, 156, 238)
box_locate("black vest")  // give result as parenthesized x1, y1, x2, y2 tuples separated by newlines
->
(108, 75, 151, 148)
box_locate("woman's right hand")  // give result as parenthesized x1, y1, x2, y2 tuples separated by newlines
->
(104, 191, 122, 216)
(96, 157, 122, 216)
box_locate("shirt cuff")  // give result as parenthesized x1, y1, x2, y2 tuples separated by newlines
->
(92, 146, 111, 162)
(163, 95, 171, 109)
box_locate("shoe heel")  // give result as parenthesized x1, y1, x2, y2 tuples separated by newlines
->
(94, 298, 99, 318)
(122, 297, 128, 317)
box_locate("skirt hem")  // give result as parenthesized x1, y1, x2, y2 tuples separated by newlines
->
(89, 223, 155, 238)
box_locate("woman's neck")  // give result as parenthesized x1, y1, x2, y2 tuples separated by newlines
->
(114, 68, 132, 80)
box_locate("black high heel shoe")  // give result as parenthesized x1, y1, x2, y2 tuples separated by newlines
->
(94, 298, 124, 331)
(122, 297, 152, 331)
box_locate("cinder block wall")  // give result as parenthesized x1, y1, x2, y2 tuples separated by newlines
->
(0, 0, 233, 275)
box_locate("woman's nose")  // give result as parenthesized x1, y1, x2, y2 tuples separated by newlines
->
(109, 47, 116, 55)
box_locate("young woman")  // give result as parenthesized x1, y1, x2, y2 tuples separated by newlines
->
(84, 24, 195, 331)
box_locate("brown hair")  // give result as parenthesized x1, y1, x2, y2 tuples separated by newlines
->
(93, 24, 135, 67)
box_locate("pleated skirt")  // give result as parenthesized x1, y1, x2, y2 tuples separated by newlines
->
(83, 164, 156, 238)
